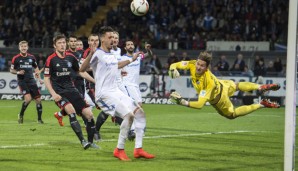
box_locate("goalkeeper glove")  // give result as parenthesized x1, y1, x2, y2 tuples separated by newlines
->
(170, 91, 189, 106)
(168, 69, 180, 79)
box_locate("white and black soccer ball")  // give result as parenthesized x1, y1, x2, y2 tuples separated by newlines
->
(130, 0, 149, 16)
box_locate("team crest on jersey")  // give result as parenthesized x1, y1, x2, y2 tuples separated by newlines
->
(181, 61, 188, 66)
(196, 80, 200, 85)
(199, 90, 206, 97)
(44, 68, 49, 74)
(67, 61, 72, 67)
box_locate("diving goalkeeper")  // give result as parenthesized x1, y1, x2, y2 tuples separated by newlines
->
(169, 51, 280, 119)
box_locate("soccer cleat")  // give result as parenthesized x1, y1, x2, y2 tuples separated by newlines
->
(81, 140, 91, 150)
(259, 83, 280, 94)
(260, 99, 280, 108)
(54, 112, 64, 126)
(18, 114, 23, 124)
(134, 148, 155, 159)
(90, 143, 100, 149)
(37, 120, 44, 124)
(113, 148, 131, 161)
(127, 130, 136, 141)
(94, 132, 101, 142)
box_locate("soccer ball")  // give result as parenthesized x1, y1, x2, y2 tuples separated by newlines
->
(130, 0, 149, 16)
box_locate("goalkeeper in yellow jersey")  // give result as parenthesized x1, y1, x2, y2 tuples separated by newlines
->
(168, 51, 280, 119)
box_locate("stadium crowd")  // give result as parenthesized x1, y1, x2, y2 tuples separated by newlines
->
(97, 0, 289, 50)
(0, 0, 288, 77)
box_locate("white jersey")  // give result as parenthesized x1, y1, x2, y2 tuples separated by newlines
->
(121, 54, 142, 87)
(111, 47, 122, 83)
(90, 48, 118, 100)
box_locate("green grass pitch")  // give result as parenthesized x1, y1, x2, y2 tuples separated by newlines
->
(0, 100, 295, 171)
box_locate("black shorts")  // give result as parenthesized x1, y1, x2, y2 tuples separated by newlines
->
(18, 81, 41, 99)
(56, 91, 89, 116)
(74, 79, 85, 97)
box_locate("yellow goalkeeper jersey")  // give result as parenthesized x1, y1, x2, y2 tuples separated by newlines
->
(170, 60, 222, 108)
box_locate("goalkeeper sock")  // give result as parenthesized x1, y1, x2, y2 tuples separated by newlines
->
(86, 118, 95, 143)
(238, 82, 260, 92)
(95, 111, 109, 132)
(234, 104, 262, 117)
(20, 101, 29, 116)
(36, 103, 42, 120)
(69, 113, 84, 142)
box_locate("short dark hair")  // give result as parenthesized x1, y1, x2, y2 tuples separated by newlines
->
(53, 34, 66, 45)
(68, 35, 77, 42)
(98, 26, 114, 38)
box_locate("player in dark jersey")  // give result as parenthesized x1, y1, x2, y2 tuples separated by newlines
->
(10, 40, 43, 124)
(53, 35, 86, 126)
(81, 34, 99, 106)
(44, 34, 98, 149)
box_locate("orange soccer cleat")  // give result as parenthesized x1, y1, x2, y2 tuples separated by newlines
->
(260, 99, 280, 108)
(134, 148, 155, 159)
(259, 83, 280, 93)
(113, 148, 131, 161)
(54, 112, 64, 126)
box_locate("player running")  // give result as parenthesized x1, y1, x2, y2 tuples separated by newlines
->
(44, 34, 98, 149)
(169, 51, 280, 119)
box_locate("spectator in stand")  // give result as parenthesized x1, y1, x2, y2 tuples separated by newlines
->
(253, 57, 266, 80)
(274, 57, 283, 73)
(215, 55, 230, 75)
(230, 53, 245, 75)
(266, 60, 277, 77)
(167, 51, 179, 69)
(241, 65, 254, 77)
(0, 53, 6, 71)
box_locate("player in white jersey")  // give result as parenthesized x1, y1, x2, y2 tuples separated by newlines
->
(120, 40, 153, 140)
(95, 31, 124, 141)
(80, 26, 155, 161)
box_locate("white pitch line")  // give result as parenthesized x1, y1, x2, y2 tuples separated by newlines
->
(0, 143, 46, 149)
(100, 130, 268, 142)
(0, 130, 271, 148)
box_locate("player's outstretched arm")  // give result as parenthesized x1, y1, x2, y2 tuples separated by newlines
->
(80, 43, 97, 72)
(79, 71, 95, 84)
(118, 51, 144, 69)
(170, 92, 189, 106)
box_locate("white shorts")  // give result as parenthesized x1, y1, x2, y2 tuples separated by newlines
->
(117, 81, 127, 95)
(124, 85, 142, 103)
(96, 89, 138, 118)
(84, 91, 95, 108)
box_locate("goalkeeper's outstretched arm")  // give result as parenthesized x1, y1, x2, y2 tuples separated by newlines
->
(170, 91, 207, 109)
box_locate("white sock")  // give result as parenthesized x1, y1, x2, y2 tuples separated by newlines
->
(134, 108, 146, 148)
(117, 114, 133, 149)
(58, 111, 63, 117)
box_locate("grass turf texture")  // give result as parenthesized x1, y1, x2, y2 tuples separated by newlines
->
(0, 100, 292, 171)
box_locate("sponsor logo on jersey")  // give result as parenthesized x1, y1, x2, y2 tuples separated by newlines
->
(56, 63, 60, 67)
(44, 68, 49, 74)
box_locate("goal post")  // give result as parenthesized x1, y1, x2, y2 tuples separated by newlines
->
(284, 0, 297, 170)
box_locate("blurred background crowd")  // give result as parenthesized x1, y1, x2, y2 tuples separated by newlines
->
(0, 0, 288, 78)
